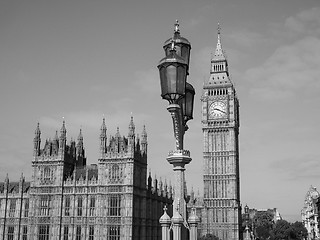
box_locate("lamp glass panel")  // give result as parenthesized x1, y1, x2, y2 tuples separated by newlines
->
(185, 90, 194, 119)
(165, 46, 170, 56)
(177, 65, 186, 96)
(160, 66, 169, 97)
(175, 45, 181, 57)
(166, 65, 177, 94)
(181, 45, 190, 66)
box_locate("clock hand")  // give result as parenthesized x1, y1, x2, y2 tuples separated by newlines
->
(214, 108, 226, 113)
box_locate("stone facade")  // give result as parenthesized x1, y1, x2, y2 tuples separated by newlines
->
(188, 26, 241, 240)
(0, 117, 172, 240)
(301, 186, 320, 240)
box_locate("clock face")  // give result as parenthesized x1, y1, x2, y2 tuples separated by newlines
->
(209, 101, 227, 118)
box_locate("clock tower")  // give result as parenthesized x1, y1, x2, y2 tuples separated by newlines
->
(200, 25, 241, 240)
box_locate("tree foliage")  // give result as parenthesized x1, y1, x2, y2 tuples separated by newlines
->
(253, 211, 274, 240)
(270, 220, 308, 240)
(250, 212, 307, 240)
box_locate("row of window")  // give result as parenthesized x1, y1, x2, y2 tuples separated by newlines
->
(7, 226, 28, 240)
(5, 225, 121, 240)
(0, 198, 29, 218)
(1, 195, 121, 218)
(212, 63, 226, 72)
(204, 179, 230, 199)
(204, 208, 229, 223)
(65, 195, 121, 217)
(43, 225, 120, 240)
(208, 88, 228, 96)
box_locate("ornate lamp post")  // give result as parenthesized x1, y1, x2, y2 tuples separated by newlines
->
(158, 21, 198, 240)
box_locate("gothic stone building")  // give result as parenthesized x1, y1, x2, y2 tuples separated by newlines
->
(187, 26, 241, 240)
(0, 117, 173, 240)
(301, 186, 320, 240)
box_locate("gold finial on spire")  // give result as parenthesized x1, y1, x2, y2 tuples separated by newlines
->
(174, 19, 180, 34)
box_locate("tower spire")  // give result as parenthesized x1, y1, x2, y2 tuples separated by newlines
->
(128, 115, 135, 136)
(33, 122, 41, 156)
(128, 116, 135, 156)
(100, 117, 107, 157)
(212, 23, 226, 61)
(141, 125, 147, 156)
(77, 129, 84, 155)
(76, 128, 85, 165)
(60, 119, 66, 136)
(208, 23, 230, 81)
(59, 119, 67, 155)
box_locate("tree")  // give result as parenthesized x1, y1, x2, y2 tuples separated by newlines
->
(253, 211, 274, 240)
(270, 220, 291, 240)
(199, 234, 219, 240)
(271, 220, 308, 240)
(291, 221, 308, 240)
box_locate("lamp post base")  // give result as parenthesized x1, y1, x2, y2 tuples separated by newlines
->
(167, 150, 191, 222)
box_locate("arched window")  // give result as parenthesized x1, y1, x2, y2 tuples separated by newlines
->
(77, 196, 83, 216)
(110, 164, 121, 181)
(43, 167, 51, 181)
(108, 195, 121, 216)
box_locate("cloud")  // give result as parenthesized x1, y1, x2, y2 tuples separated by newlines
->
(284, 7, 320, 36)
(245, 36, 320, 100)
(227, 30, 267, 48)
(134, 68, 159, 95)
(270, 155, 320, 181)
(193, 46, 211, 76)
(184, 3, 216, 29)
(243, 7, 320, 101)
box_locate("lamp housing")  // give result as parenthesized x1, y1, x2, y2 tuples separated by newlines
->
(164, 34, 191, 71)
(158, 48, 188, 104)
(179, 82, 195, 122)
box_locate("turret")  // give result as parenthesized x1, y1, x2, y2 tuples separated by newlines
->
(135, 134, 141, 154)
(100, 118, 107, 157)
(164, 179, 168, 197)
(59, 120, 67, 156)
(190, 187, 195, 205)
(169, 182, 173, 198)
(4, 174, 9, 192)
(141, 125, 147, 155)
(128, 115, 135, 136)
(128, 116, 135, 155)
(19, 173, 25, 192)
(244, 204, 249, 224)
(76, 129, 86, 167)
(153, 174, 158, 193)
(148, 171, 152, 190)
(52, 130, 59, 155)
(76, 129, 84, 158)
(33, 123, 41, 156)
(115, 127, 121, 153)
(159, 178, 163, 195)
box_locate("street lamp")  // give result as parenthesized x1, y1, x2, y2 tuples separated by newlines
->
(158, 20, 197, 240)
(158, 21, 195, 150)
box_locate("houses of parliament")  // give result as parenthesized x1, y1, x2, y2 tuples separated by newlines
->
(0, 117, 173, 240)
(0, 24, 241, 240)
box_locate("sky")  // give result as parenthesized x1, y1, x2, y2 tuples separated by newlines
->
(1, 0, 320, 222)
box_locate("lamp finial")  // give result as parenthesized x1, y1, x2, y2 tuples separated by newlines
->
(174, 20, 180, 34)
